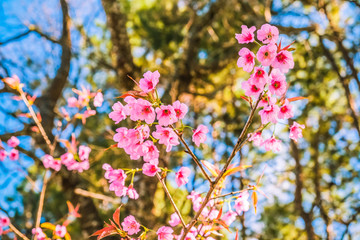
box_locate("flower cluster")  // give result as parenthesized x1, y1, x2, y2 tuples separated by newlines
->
(41, 136, 91, 173)
(105, 70, 208, 192)
(0, 136, 20, 161)
(236, 24, 305, 151)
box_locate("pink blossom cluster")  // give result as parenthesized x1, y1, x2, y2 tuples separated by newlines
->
(0, 217, 10, 236)
(68, 86, 103, 109)
(107, 70, 208, 182)
(60, 145, 91, 172)
(102, 163, 139, 199)
(0, 136, 20, 161)
(235, 24, 305, 151)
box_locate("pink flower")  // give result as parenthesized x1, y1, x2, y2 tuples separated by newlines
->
(235, 25, 256, 44)
(157, 226, 174, 240)
(237, 48, 255, 72)
(250, 67, 269, 86)
(109, 102, 127, 124)
(175, 167, 191, 187)
(258, 95, 276, 108)
(113, 127, 129, 148)
(0, 150, 7, 161)
(142, 163, 160, 177)
(42, 154, 62, 171)
(7, 136, 19, 148)
(142, 140, 159, 164)
(289, 122, 305, 142)
(256, 44, 277, 66)
(169, 213, 181, 227)
(32, 228, 47, 240)
(55, 225, 67, 238)
(67, 97, 78, 108)
(172, 100, 188, 120)
(139, 70, 160, 93)
(259, 104, 280, 124)
(272, 50, 294, 72)
(152, 125, 179, 152)
(134, 99, 156, 124)
(241, 79, 264, 98)
(269, 69, 287, 96)
(234, 190, 250, 214)
(248, 132, 263, 146)
(192, 125, 209, 147)
(94, 92, 104, 107)
(127, 185, 139, 200)
(221, 210, 237, 226)
(121, 215, 141, 235)
(187, 191, 203, 212)
(78, 145, 91, 161)
(0, 217, 10, 227)
(156, 105, 178, 126)
(278, 100, 293, 119)
(257, 24, 279, 44)
(263, 136, 282, 152)
(9, 149, 19, 161)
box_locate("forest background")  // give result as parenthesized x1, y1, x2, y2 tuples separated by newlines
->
(0, 0, 359, 239)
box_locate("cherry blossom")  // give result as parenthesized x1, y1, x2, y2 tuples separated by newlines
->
(7, 136, 20, 148)
(272, 50, 294, 73)
(235, 25, 256, 44)
(156, 105, 178, 126)
(9, 149, 19, 161)
(55, 225, 67, 238)
(0, 150, 7, 161)
(278, 99, 294, 120)
(153, 125, 179, 152)
(139, 70, 160, 93)
(142, 163, 160, 177)
(269, 69, 287, 96)
(237, 47, 255, 72)
(256, 44, 277, 66)
(290, 122, 305, 142)
(109, 101, 127, 124)
(169, 213, 181, 227)
(172, 100, 188, 120)
(121, 215, 141, 235)
(263, 136, 282, 152)
(257, 24, 279, 44)
(157, 226, 174, 240)
(259, 104, 280, 124)
(175, 167, 191, 187)
(192, 124, 209, 147)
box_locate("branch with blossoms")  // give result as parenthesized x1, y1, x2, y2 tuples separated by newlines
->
(1, 75, 104, 239)
(0, 23, 307, 240)
(94, 23, 307, 240)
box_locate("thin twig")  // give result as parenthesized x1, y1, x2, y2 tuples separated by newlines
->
(210, 188, 251, 200)
(34, 171, 51, 239)
(9, 222, 30, 240)
(156, 172, 186, 228)
(180, 95, 262, 239)
(19, 88, 53, 152)
(74, 188, 121, 204)
(171, 126, 212, 183)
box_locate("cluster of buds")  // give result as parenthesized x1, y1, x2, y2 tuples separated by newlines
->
(236, 24, 305, 151)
